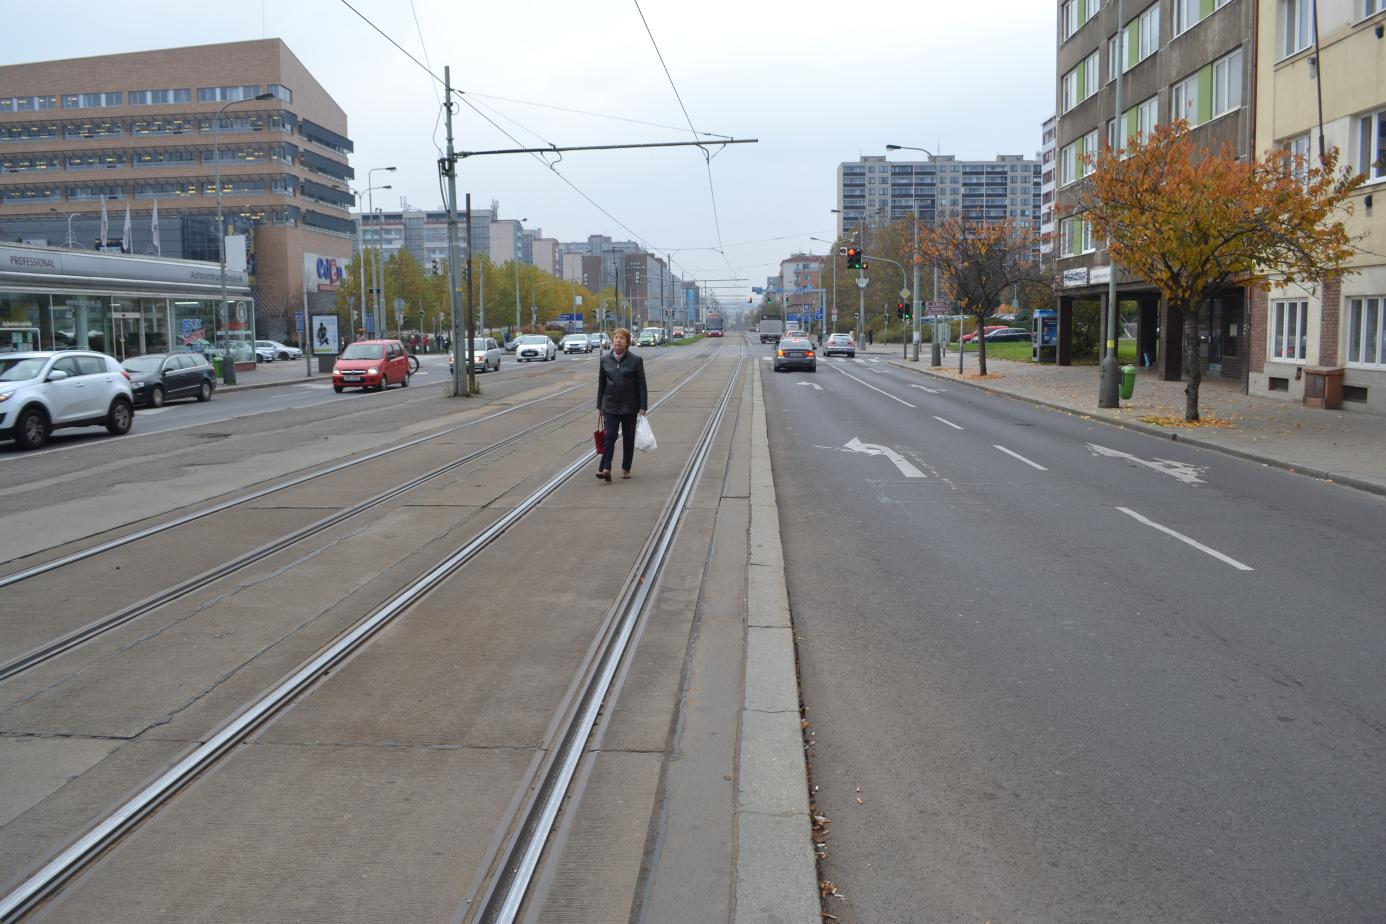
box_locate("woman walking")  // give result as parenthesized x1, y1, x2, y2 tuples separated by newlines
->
(595, 327, 648, 482)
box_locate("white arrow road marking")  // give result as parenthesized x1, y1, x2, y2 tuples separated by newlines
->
(827, 364, 916, 407)
(909, 384, 946, 394)
(994, 445, 1048, 470)
(932, 415, 964, 430)
(1087, 443, 1206, 484)
(795, 381, 823, 390)
(1116, 507, 1253, 571)
(843, 437, 926, 478)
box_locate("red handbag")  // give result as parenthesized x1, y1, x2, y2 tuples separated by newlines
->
(593, 429, 605, 455)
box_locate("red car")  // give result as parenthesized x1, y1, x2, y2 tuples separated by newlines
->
(961, 325, 1009, 343)
(332, 339, 411, 392)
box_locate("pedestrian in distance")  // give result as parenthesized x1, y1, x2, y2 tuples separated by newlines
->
(595, 327, 648, 483)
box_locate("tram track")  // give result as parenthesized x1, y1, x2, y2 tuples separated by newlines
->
(0, 346, 742, 921)
(0, 351, 707, 681)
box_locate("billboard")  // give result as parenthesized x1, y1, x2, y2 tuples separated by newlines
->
(304, 253, 345, 293)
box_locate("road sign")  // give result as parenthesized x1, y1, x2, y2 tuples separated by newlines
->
(855, 277, 869, 289)
(925, 300, 951, 315)
(899, 288, 910, 300)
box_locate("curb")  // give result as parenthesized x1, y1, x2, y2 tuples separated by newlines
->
(736, 361, 820, 924)
(219, 375, 317, 394)
(885, 359, 1386, 498)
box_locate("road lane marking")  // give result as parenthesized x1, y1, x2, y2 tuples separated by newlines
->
(909, 384, 946, 394)
(932, 415, 964, 430)
(826, 364, 916, 407)
(1087, 443, 1206, 484)
(795, 381, 823, 390)
(1116, 506, 1253, 571)
(994, 445, 1047, 470)
(844, 437, 926, 478)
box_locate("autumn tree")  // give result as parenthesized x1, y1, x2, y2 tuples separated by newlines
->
(1073, 120, 1363, 420)
(918, 217, 1044, 376)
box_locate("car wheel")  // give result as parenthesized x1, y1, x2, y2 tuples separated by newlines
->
(333, 385, 344, 393)
(400, 371, 409, 387)
(14, 407, 49, 450)
(106, 397, 133, 436)
(278, 351, 290, 361)
(197, 381, 213, 402)
(148, 385, 165, 408)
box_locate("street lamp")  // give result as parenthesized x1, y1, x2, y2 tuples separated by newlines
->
(48, 208, 80, 248)
(350, 184, 391, 339)
(367, 166, 397, 337)
(887, 143, 941, 364)
(216, 91, 275, 385)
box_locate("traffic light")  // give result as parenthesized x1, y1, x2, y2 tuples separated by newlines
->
(896, 302, 905, 320)
(846, 246, 861, 270)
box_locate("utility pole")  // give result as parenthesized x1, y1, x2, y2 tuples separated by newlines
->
(1098, 0, 1126, 408)
(911, 206, 921, 361)
(443, 66, 467, 397)
(465, 192, 476, 395)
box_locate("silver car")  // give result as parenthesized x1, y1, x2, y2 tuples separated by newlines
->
(0, 351, 135, 450)
(451, 337, 501, 374)
(561, 333, 592, 354)
(515, 335, 556, 362)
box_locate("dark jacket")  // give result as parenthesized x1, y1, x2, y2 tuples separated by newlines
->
(597, 349, 647, 415)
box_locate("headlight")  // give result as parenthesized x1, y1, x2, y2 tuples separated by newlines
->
(0, 392, 11, 403)
(367, 367, 379, 375)
(333, 366, 342, 374)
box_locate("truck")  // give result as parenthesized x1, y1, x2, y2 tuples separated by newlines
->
(758, 315, 785, 344)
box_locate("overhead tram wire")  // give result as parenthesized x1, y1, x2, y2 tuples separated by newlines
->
(334, 0, 723, 288)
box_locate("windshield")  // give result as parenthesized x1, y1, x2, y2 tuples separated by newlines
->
(0, 357, 45, 382)
(519, 335, 549, 344)
(122, 355, 165, 373)
(562, 335, 584, 342)
(341, 344, 384, 360)
(470, 339, 490, 351)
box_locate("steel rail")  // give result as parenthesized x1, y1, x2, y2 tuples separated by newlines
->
(0, 347, 699, 588)
(0, 393, 599, 685)
(466, 344, 746, 923)
(0, 350, 724, 922)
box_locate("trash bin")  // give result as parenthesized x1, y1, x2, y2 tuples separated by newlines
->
(1120, 364, 1137, 400)
(211, 356, 223, 379)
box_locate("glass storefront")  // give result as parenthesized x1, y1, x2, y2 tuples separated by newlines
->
(0, 290, 253, 363)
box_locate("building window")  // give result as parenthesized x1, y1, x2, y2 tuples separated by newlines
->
(128, 88, 192, 106)
(1138, 96, 1159, 143)
(1347, 297, 1385, 366)
(1171, 73, 1200, 125)
(1084, 50, 1099, 99)
(267, 84, 293, 103)
(1060, 141, 1078, 185)
(1282, 133, 1312, 185)
(1082, 129, 1100, 175)
(1212, 48, 1243, 116)
(1364, 0, 1386, 16)
(1272, 299, 1308, 361)
(197, 85, 262, 103)
(1173, 0, 1201, 33)
(1107, 35, 1119, 82)
(60, 92, 122, 110)
(1280, 0, 1314, 58)
(1061, 0, 1077, 40)
(1357, 107, 1386, 181)
(1062, 68, 1079, 113)
(1123, 4, 1160, 69)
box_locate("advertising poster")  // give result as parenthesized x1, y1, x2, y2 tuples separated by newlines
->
(310, 313, 340, 355)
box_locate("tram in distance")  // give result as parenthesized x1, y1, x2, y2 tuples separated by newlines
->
(704, 312, 724, 337)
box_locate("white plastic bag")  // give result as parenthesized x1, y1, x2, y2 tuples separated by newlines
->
(634, 415, 657, 452)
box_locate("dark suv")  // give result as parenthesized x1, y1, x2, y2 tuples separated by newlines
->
(122, 352, 216, 407)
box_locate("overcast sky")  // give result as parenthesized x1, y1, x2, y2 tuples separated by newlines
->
(12, 0, 1057, 305)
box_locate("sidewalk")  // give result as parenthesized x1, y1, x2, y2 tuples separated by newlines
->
(870, 343, 1386, 496)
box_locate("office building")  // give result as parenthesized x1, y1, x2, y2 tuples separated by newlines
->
(0, 39, 354, 356)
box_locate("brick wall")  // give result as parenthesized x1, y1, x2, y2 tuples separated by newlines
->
(1318, 272, 1341, 367)
(1249, 286, 1267, 374)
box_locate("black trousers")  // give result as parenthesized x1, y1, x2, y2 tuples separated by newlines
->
(600, 412, 637, 473)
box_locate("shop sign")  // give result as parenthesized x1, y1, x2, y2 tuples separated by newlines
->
(1060, 267, 1089, 288)
(0, 243, 248, 290)
(1089, 265, 1112, 285)
(304, 253, 344, 293)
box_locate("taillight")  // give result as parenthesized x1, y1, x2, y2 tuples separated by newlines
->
(121, 370, 131, 380)
(806, 351, 814, 357)
(776, 350, 785, 357)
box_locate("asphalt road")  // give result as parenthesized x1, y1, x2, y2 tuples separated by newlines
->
(760, 337, 1386, 922)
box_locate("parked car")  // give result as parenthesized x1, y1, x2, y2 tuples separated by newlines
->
(561, 333, 592, 354)
(983, 327, 1032, 342)
(514, 334, 556, 362)
(255, 339, 302, 361)
(0, 351, 134, 450)
(450, 337, 502, 374)
(772, 337, 816, 373)
(587, 332, 611, 351)
(122, 352, 216, 407)
(823, 333, 856, 357)
(638, 327, 662, 347)
(253, 342, 277, 363)
(332, 339, 411, 392)
(961, 325, 1009, 343)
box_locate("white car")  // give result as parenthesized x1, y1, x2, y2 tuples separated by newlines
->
(450, 337, 502, 374)
(0, 351, 135, 450)
(560, 333, 592, 354)
(255, 340, 302, 361)
(514, 335, 556, 362)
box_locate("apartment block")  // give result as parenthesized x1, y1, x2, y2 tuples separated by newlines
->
(1251, 0, 1386, 412)
(1053, 0, 1254, 381)
(0, 39, 355, 345)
